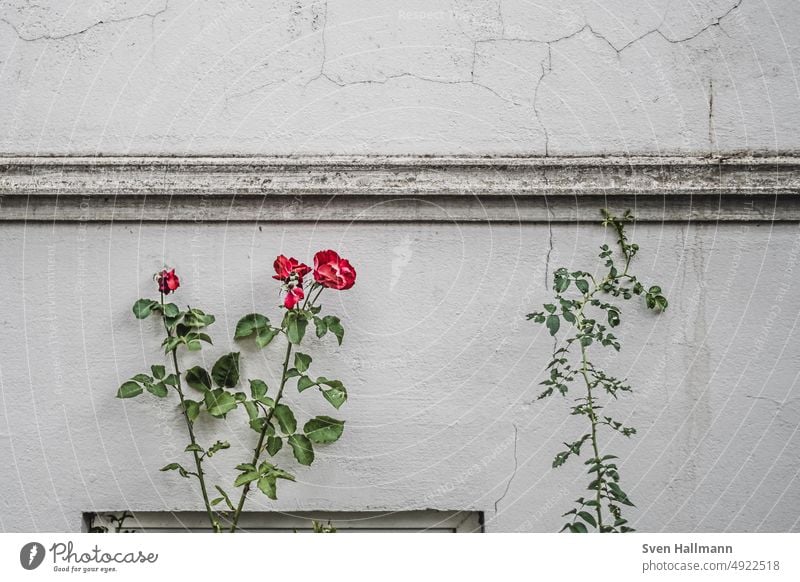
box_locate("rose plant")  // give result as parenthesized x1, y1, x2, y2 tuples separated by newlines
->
(528, 210, 667, 533)
(117, 250, 356, 532)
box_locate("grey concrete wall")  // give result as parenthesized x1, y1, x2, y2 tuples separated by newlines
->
(2, 1, 800, 533)
(1, 0, 799, 155)
(0, 222, 798, 532)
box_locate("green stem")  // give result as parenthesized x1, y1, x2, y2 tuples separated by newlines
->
(229, 339, 294, 532)
(575, 273, 613, 532)
(579, 335, 603, 531)
(228, 285, 323, 532)
(160, 294, 219, 532)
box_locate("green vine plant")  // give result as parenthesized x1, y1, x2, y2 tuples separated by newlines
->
(527, 210, 668, 533)
(117, 250, 356, 532)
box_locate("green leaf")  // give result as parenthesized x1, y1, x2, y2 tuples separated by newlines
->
(271, 467, 296, 482)
(183, 308, 216, 328)
(297, 376, 316, 392)
(571, 522, 588, 533)
(266, 435, 283, 456)
(150, 365, 166, 379)
(323, 316, 344, 345)
(132, 299, 157, 319)
(132, 373, 152, 384)
(314, 316, 327, 338)
(234, 313, 271, 339)
(184, 443, 203, 453)
(249, 417, 270, 433)
(317, 379, 347, 409)
(249, 379, 268, 400)
(554, 273, 569, 293)
(207, 440, 230, 456)
(577, 511, 597, 528)
(294, 352, 312, 373)
(546, 314, 560, 336)
(274, 404, 297, 434)
(163, 303, 180, 318)
(185, 366, 212, 392)
(234, 471, 260, 487)
(322, 388, 347, 409)
(160, 463, 191, 478)
(163, 373, 178, 386)
(117, 381, 143, 399)
(607, 482, 635, 506)
(243, 400, 258, 421)
(286, 311, 308, 344)
(163, 336, 182, 353)
(304, 416, 345, 444)
(183, 399, 200, 422)
(256, 328, 280, 348)
(288, 434, 315, 466)
(576, 279, 590, 294)
(146, 382, 169, 397)
(214, 485, 234, 510)
(257, 475, 277, 499)
(211, 352, 240, 388)
(204, 389, 237, 418)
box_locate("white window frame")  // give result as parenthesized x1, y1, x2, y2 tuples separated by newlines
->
(86, 510, 483, 533)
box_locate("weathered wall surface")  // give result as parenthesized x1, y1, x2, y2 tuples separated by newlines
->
(0, 222, 798, 532)
(1, 0, 799, 155)
(2, 1, 800, 533)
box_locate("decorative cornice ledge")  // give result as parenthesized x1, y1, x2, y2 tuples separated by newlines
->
(1, 156, 798, 222)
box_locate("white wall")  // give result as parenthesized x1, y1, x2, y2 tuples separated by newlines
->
(0, 222, 798, 532)
(1, 0, 800, 532)
(1, 0, 799, 155)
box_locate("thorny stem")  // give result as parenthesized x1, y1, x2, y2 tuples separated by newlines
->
(229, 284, 324, 532)
(575, 286, 603, 531)
(229, 340, 293, 532)
(573, 226, 635, 532)
(160, 293, 219, 532)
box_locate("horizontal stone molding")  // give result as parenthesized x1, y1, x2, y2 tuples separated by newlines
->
(1, 156, 798, 222)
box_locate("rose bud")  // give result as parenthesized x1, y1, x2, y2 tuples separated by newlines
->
(313, 250, 356, 290)
(284, 285, 304, 309)
(157, 268, 180, 295)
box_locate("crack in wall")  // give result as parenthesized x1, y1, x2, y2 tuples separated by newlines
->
(301, 0, 745, 153)
(533, 45, 552, 156)
(708, 79, 716, 154)
(0, 1, 170, 42)
(313, 0, 329, 81)
(494, 423, 519, 514)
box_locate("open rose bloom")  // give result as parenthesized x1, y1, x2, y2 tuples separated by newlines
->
(313, 250, 356, 290)
(272, 255, 311, 282)
(273, 250, 355, 308)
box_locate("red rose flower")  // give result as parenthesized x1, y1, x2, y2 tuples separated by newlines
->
(313, 250, 356, 290)
(157, 269, 180, 295)
(273, 255, 311, 282)
(283, 285, 305, 310)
